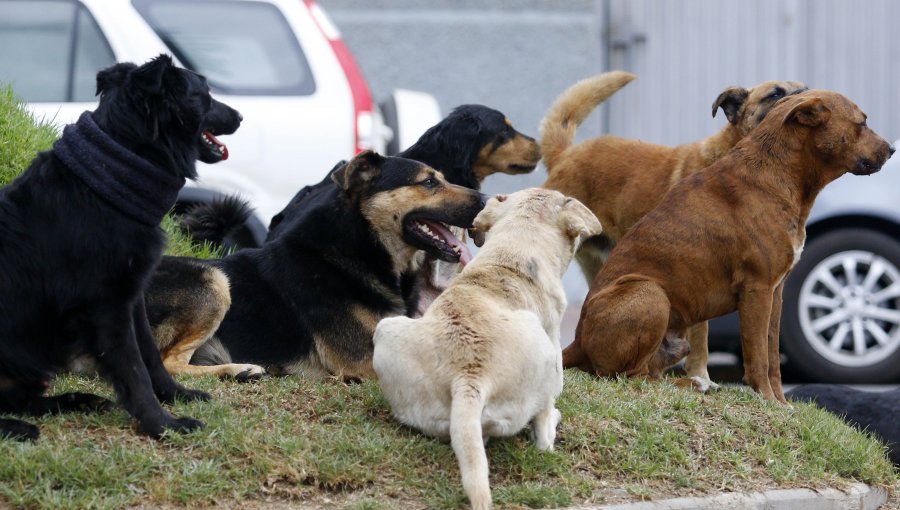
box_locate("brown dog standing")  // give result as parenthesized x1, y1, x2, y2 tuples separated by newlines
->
(542, 73, 808, 384)
(563, 90, 894, 403)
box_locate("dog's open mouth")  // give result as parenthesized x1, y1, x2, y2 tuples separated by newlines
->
(199, 130, 229, 162)
(507, 162, 538, 173)
(404, 218, 473, 265)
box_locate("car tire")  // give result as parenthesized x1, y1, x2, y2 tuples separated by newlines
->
(782, 228, 900, 383)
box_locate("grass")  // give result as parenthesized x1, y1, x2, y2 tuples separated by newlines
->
(0, 373, 895, 509)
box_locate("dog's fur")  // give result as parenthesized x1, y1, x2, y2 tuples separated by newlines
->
(0, 55, 241, 440)
(563, 89, 893, 403)
(787, 385, 899, 465)
(541, 72, 808, 385)
(373, 189, 601, 510)
(144, 151, 486, 380)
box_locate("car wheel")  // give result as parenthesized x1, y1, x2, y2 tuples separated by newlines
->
(782, 228, 900, 383)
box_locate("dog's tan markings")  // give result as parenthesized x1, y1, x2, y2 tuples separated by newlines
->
(474, 131, 541, 181)
(315, 335, 377, 381)
(154, 270, 264, 378)
(361, 189, 421, 275)
(308, 305, 387, 381)
(278, 351, 330, 380)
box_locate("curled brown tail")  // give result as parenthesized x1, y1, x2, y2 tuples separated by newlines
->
(540, 71, 636, 173)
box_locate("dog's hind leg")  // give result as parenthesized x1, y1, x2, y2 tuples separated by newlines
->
(133, 295, 210, 403)
(767, 283, 789, 405)
(450, 380, 492, 510)
(576, 277, 670, 378)
(92, 302, 203, 438)
(19, 393, 114, 415)
(678, 321, 720, 393)
(0, 418, 38, 441)
(161, 331, 265, 381)
(532, 402, 561, 451)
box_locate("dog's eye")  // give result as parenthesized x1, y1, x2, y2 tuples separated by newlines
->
(421, 177, 438, 188)
(767, 88, 785, 100)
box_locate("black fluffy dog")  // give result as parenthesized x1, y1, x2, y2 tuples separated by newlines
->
(0, 55, 241, 440)
(787, 385, 899, 465)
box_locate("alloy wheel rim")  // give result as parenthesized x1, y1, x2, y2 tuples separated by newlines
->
(798, 250, 900, 367)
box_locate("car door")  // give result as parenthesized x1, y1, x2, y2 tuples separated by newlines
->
(0, 0, 116, 128)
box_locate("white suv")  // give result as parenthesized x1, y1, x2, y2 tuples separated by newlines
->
(0, 0, 440, 244)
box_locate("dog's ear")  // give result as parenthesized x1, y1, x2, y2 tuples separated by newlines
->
(470, 194, 507, 247)
(331, 151, 383, 194)
(95, 62, 137, 96)
(782, 97, 831, 128)
(712, 87, 750, 124)
(558, 197, 602, 245)
(130, 54, 176, 96)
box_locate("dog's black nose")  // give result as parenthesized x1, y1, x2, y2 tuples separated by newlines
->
(236, 111, 243, 123)
(478, 193, 489, 209)
(890, 145, 896, 157)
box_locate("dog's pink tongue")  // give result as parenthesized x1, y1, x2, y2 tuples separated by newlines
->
(203, 130, 229, 160)
(422, 220, 473, 266)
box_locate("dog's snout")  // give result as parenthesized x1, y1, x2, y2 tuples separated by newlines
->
(236, 111, 243, 123)
(478, 193, 489, 209)
(890, 145, 896, 157)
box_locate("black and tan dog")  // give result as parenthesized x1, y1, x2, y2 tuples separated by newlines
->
(564, 90, 893, 403)
(144, 151, 486, 380)
(542, 72, 808, 385)
(0, 55, 241, 440)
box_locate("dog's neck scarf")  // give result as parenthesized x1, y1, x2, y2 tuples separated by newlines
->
(53, 112, 186, 226)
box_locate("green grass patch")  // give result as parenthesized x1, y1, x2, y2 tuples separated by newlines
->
(0, 373, 894, 509)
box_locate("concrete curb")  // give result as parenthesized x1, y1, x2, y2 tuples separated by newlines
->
(558, 483, 888, 510)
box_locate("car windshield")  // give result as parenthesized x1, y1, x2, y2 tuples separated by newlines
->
(133, 0, 315, 96)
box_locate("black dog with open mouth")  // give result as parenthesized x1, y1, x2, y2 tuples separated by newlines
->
(143, 151, 485, 380)
(0, 54, 241, 440)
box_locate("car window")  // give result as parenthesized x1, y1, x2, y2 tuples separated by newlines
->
(0, 0, 115, 102)
(133, 0, 315, 96)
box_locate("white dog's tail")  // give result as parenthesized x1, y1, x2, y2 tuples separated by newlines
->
(540, 71, 636, 173)
(450, 379, 492, 510)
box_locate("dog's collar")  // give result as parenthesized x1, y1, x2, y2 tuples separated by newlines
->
(52, 112, 185, 226)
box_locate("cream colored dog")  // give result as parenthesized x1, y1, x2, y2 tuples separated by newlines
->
(373, 188, 601, 510)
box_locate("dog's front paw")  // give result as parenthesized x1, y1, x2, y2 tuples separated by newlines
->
(140, 415, 205, 439)
(231, 364, 266, 382)
(0, 419, 39, 442)
(690, 376, 720, 394)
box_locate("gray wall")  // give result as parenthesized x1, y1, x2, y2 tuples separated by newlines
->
(606, 0, 900, 145)
(324, 0, 608, 197)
